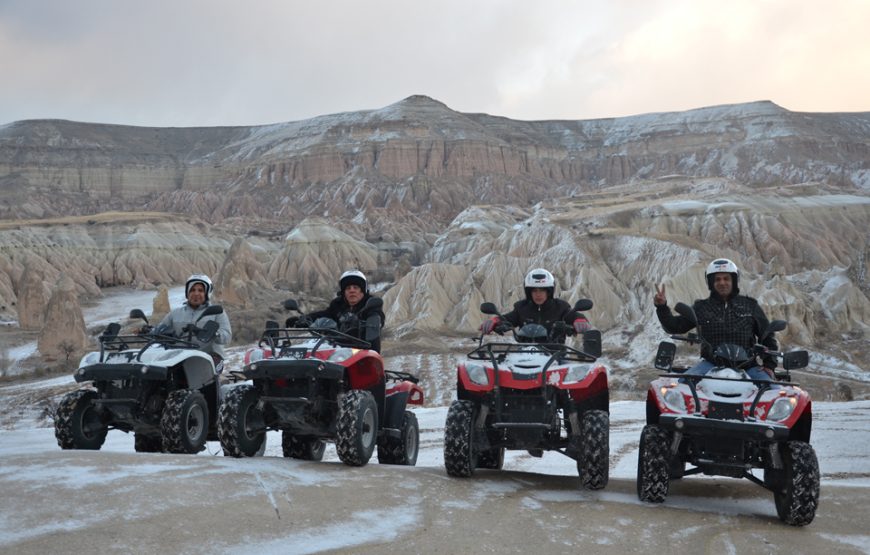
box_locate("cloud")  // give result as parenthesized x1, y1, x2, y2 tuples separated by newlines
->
(0, 0, 867, 127)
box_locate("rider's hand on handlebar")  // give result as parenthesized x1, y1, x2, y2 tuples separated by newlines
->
(480, 317, 499, 335)
(573, 316, 591, 333)
(654, 283, 667, 306)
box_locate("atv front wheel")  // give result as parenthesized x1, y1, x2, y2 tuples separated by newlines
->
(55, 390, 107, 450)
(770, 441, 820, 526)
(476, 446, 505, 470)
(577, 409, 609, 490)
(218, 385, 266, 457)
(134, 433, 162, 453)
(637, 424, 670, 503)
(444, 400, 477, 477)
(282, 432, 326, 461)
(335, 390, 378, 466)
(378, 410, 419, 465)
(161, 389, 209, 454)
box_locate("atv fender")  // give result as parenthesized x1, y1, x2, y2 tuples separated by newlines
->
(382, 383, 424, 431)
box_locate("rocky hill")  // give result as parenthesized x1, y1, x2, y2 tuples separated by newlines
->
(1, 97, 868, 396)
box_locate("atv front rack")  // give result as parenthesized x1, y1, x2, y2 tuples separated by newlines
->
(258, 327, 372, 357)
(98, 334, 198, 363)
(468, 341, 597, 364)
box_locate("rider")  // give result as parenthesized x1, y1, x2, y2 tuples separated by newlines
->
(480, 268, 591, 343)
(157, 274, 232, 370)
(654, 258, 778, 381)
(301, 270, 386, 352)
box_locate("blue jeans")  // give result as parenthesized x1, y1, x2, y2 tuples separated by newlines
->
(683, 359, 772, 382)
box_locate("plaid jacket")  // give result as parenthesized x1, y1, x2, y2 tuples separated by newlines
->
(656, 293, 779, 368)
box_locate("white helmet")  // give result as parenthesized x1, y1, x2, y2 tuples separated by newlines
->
(185, 274, 213, 300)
(524, 268, 555, 299)
(705, 258, 739, 292)
(339, 270, 367, 294)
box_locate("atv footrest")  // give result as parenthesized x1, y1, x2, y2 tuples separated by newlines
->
(491, 422, 551, 430)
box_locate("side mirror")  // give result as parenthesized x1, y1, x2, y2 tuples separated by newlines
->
(674, 302, 698, 326)
(101, 322, 121, 340)
(573, 299, 593, 312)
(197, 320, 219, 343)
(480, 302, 499, 316)
(654, 341, 676, 370)
(582, 329, 602, 358)
(761, 319, 787, 342)
(129, 309, 148, 324)
(283, 299, 300, 312)
(202, 304, 224, 317)
(782, 350, 809, 370)
(264, 320, 279, 339)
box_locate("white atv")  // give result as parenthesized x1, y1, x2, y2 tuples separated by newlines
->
(54, 306, 226, 454)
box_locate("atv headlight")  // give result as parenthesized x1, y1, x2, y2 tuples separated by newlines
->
(465, 363, 489, 386)
(563, 364, 591, 384)
(766, 396, 797, 422)
(246, 348, 265, 365)
(661, 387, 687, 413)
(328, 348, 355, 363)
(78, 351, 101, 367)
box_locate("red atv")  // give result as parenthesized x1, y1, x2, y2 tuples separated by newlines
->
(443, 300, 610, 490)
(218, 298, 424, 466)
(638, 302, 818, 526)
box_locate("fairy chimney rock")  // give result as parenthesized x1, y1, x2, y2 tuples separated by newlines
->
(151, 285, 171, 322)
(37, 275, 89, 361)
(17, 265, 49, 330)
(213, 238, 270, 307)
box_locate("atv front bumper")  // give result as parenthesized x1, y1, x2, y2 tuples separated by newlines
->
(75, 363, 168, 382)
(659, 414, 790, 441)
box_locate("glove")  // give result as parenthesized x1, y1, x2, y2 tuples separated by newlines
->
(573, 316, 591, 333)
(296, 316, 312, 328)
(480, 317, 499, 335)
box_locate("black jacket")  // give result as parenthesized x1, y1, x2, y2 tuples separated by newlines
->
(307, 293, 386, 353)
(656, 293, 778, 368)
(501, 298, 579, 344)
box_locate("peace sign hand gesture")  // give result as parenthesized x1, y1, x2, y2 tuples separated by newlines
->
(654, 283, 667, 306)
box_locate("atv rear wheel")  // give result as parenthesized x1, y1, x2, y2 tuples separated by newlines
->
(444, 400, 477, 477)
(577, 409, 609, 490)
(282, 432, 326, 461)
(335, 390, 378, 466)
(218, 385, 266, 457)
(378, 410, 419, 465)
(637, 424, 670, 503)
(769, 441, 820, 526)
(161, 389, 209, 454)
(55, 390, 107, 450)
(134, 433, 162, 453)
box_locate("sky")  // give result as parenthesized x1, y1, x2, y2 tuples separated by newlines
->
(1, 0, 869, 127)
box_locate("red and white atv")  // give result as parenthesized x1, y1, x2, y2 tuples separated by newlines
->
(443, 300, 610, 490)
(218, 297, 424, 467)
(639, 302, 819, 526)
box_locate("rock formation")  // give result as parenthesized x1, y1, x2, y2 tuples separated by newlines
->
(213, 238, 271, 307)
(151, 285, 170, 322)
(15, 260, 49, 330)
(37, 275, 88, 362)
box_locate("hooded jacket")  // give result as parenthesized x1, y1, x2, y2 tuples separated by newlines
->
(307, 293, 386, 352)
(501, 297, 579, 344)
(157, 301, 232, 359)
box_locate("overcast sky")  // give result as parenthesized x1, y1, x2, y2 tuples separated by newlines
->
(1, 0, 868, 128)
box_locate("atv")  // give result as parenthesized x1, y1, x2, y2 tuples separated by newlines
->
(218, 297, 424, 467)
(443, 300, 609, 490)
(638, 302, 818, 526)
(54, 305, 226, 454)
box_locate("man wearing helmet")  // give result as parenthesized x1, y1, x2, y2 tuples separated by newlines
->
(654, 258, 778, 380)
(481, 268, 591, 344)
(157, 274, 232, 367)
(302, 270, 386, 352)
